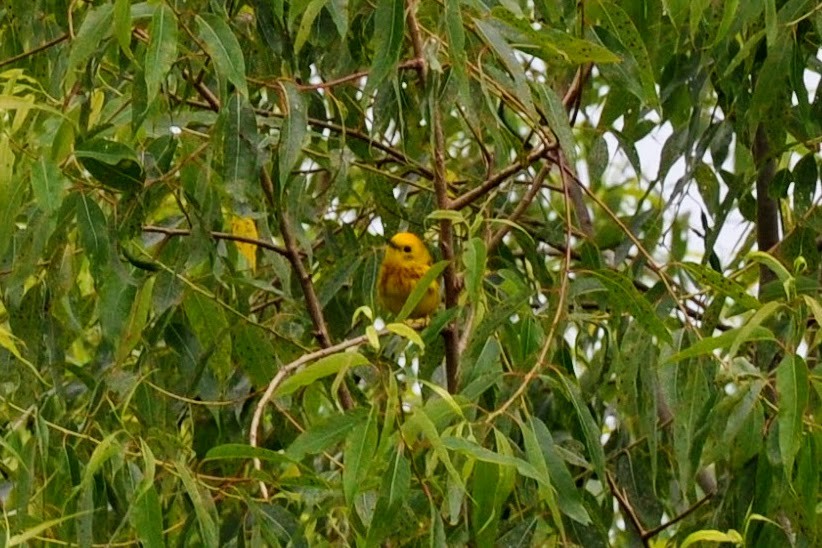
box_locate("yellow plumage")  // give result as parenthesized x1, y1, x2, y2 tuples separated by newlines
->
(377, 232, 440, 318)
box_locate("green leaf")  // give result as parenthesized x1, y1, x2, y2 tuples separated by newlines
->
(67, 4, 114, 79)
(529, 417, 591, 525)
(364, 0, 404, 95)
(776, 355, 808, 473)
(535, 84, 577, 165)
(474, 18, 537, 120)
(442, 436, 544, 486)
(463, 237, 487, 304)
(278, 81, 307, 186)
(366, 446, 411, 545)
(223, 92, 260, 194)
(287, 408, 368, 460)
(175, 460, 220, 548)
(557, 376, 607, 483)
(183, 291, 232, 384)
(343, 405, 379, 503)
(589, 0, 659, 108)
(80, 432, 121, 487)
(587, 269, 671, 343)
(519, 418, 564, 537)
(680, 262, 760, 310)
(196, 14, 248, 97)
(0, 138, 23, 258)
(385, 322, 425, 349)
(294, 0, 326, 55)
(204, 443, 294, 464)
(30, 156, 65, 214)
(276, 351, 368, 397)
(665, 325, 775, 363)
(728, 301, 782, 358)
(130, 485, 163, 548)
(75, 138, 145, 192)
(491, 10, 621, 64)
(145, 3, 178, 103)
(681, 529, 743, 548)
(76, 193, 111, 268)
(396, 260, 448, 321)
(232, 324, 278, 387)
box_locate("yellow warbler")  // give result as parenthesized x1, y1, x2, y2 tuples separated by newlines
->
(378, 232, 440, 318)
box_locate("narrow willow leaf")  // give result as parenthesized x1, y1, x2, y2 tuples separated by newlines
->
(680, 262, 760, 310)
(343, 405, 379, 504)
(442, 436, 544, 485)
(287, 408, 368, 460)
(491, 10, 620, 64)
(0, 137, 22, 257)
(196, 14, 248, 97)
(385, 322, 425, 350)
(364, 0, 404, 95)
(681, 529, 744, 548)
(589, 0, 659, 108)
(30, 156, 65, 214)
(366, 447, 411, 545)
(175, 460, 220, 548)
(558, 376, 607, 483)
(130, 485, 163, 548)
(396, 260, 448, 321)
(473, 18, 537, 120)
(205, 444, 293, 464)
(75, 138, 145, 192)
(294, 0, 326, 55)
(519, 418, 564, 538)
(67, 4, 114, 79)
(278, 81, 307, 186)
(588, 270, 671, 343)
(113, 0, 131, 53)
(728, 301, 782, 358)
(530, 417, 591, 525)
(145, 3, 177, 103)
(276, 351, 369, 396)
(76, 193, 111, 268)
(183, 291, 232, 383)
(80, 433, 121, 487)
(665, 326, 774, 364)
(535, 85, 577, 164)
(463, 238, 487, 304)
(223, 93, 259, 193)
(776, 355, 808, 473)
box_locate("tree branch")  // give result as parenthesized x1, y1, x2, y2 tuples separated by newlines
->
(142, 225, 291, 257)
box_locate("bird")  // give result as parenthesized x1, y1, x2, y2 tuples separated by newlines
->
(377, 232, 440, 319)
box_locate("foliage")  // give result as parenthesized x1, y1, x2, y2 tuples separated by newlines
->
(0, 0, 820, 545)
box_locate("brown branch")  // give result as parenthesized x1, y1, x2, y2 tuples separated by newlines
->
(260, 169, 354, 409)
(406, 0, 427, 83)
(753, 126, 779, 291)
(642, 491, 714, 541)
(432, 103, 461, 393)
(141, 225, 291, 257)
(449, 145, 552, 211)
(182, 68, 220, 111)
(606, 473, 649, 546)
(0, 34, 69, 69)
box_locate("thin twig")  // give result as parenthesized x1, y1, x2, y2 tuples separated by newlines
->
(449, 145, 553, 211)
(141, 225, 291, 257)
(486, 162, 551, 253)
(606, 473, 649, 546)
(0, 34, 69, 69)
(642, 491, 714, 541)
(261, 169, 354, 410)
(249, 333, 373, 499)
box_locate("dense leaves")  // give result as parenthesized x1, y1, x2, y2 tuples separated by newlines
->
(0, 0, 820, 545)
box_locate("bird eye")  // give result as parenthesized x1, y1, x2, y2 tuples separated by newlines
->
(403, 246, 412, 253)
